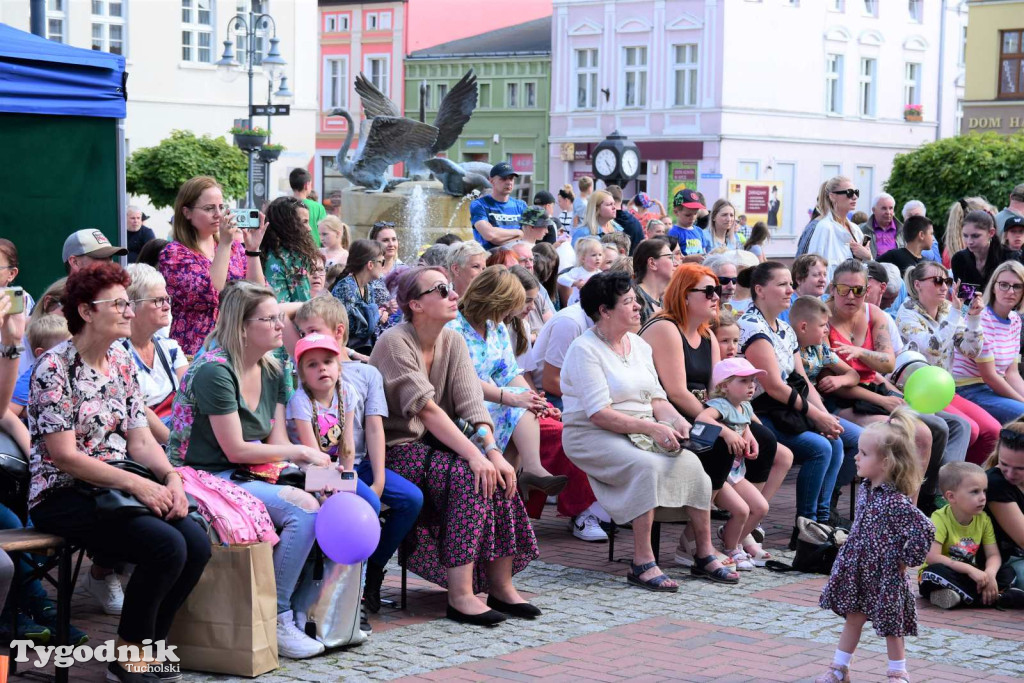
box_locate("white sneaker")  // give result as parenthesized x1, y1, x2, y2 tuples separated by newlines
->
(84, 572, 124, 616)
(276, 610, 325, 659)
(570, 513, 608, 542)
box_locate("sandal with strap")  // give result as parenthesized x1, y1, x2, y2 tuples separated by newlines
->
(814, 665, 850, 683)
(626, 561, 679, 592)
(742, 540, 773, 567)
(691, 555, 739, 584)
(886, 671, 911, 683)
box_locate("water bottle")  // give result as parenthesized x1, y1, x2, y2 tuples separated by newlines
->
(455, 418, 489, 453)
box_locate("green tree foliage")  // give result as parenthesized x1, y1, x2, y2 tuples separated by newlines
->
(126, 130, 248, 209)
(884, 132, 1024, 238)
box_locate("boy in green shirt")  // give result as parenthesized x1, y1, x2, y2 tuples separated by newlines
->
(920, 462, 1023, 609)
(289, 167, 325, 247)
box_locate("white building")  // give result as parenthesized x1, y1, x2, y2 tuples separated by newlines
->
(549, 0, 968, 251)
(0, 0, 320, 234)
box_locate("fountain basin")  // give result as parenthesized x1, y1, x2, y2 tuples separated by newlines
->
(340, 180, 475, 262)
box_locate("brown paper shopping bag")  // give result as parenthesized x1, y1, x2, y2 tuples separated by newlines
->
(167, 542, 278, 677)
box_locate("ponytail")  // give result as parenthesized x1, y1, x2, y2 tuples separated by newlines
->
(864, 407, 922, 496)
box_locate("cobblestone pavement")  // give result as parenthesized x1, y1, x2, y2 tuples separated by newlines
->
(24, 474, 1024, 681)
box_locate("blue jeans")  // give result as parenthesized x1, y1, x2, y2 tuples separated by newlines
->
(955, 383, 1024, 427)
(216, 471, 318, 614)
(356, 460, 424, 569)
(0, 504, 47, 613)
(760, 416, 844, 522)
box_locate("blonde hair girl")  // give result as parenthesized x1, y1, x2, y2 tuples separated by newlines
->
(318, 215, 351, 268)
(558, 237, 604, 306)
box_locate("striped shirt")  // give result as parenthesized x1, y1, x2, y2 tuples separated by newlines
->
(951, 306, 1021, 386)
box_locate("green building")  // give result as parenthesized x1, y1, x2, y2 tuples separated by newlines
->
(404, 17, 551, 202)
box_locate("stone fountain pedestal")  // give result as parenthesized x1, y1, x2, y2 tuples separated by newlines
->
(340, 180, 475, 262)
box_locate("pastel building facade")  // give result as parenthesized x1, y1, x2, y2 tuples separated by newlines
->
(549, 0, 967, 247)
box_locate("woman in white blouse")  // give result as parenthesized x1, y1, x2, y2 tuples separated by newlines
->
(807, 176, 873, 280)
(560, 271, 737, 590)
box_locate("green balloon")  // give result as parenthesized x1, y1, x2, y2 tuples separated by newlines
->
(903, 366, 955, 414)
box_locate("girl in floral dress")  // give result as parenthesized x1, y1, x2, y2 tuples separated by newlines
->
(260, 196, 320, 304)
(817, 408, 935, 683)
(446, 266, 568, 497)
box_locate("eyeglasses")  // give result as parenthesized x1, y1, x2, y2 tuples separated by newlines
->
(0, 265, 15, 272)
(997, 281, 1024, 293)
(193, 204, 227, 214)
(830, 188, 860, 199)
(247, 313, 286, 325)
(134, 296, 172, 308)
(654, 252, 675, 262)
(517, 257, 535, 266)
(310, 267, 327, 276)
(718, 276, 738, 286)
(925, 276, 954, 287)
(688, 285, 723, 300)
(833, 284, 866, 298)
(375, 258, 386, 266)
(92, 298, 136, 314)
(417, 282, 453, 299)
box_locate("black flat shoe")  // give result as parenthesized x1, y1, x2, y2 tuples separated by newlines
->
(486, 595, 543, 619)
(445, 604, 506, 626)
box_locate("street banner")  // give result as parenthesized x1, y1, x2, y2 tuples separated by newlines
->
(667, 161, 698, 201)
(727, 179, 784, 228)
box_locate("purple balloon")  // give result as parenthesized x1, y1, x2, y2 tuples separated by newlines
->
(315, 492, 381, 565)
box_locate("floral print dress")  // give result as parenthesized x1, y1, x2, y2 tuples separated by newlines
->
(263, 250, 311, 304)
(819, 480, 935, 637)
(158, 240, 247, 356)
(447, 313, 528, 451)
(895, 297, 984, 371)
(27, 340, 149, 508)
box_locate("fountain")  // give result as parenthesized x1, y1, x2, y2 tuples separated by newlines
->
(330, 69, 484, 262)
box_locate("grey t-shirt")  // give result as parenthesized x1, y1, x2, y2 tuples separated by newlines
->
(342, 361, 389, 464)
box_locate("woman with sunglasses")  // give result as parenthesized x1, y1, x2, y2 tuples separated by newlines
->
(28, 262, 212, 680)
(122, 264, 186, 445)
(331, 239, 390, 356)
(985, 424, 1024, 597)
(896, 261, 998, 464)
(642, 265, 788, 562)
(158, 175, 268, 357)
(370, 266, 538, 626)
(952, 261, 1024, 425)
(806, 177, 872, 280)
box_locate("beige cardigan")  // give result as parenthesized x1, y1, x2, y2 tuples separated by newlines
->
(369, 322, 492, 446)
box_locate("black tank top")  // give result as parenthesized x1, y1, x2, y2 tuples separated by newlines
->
(639, 317, 712, 401)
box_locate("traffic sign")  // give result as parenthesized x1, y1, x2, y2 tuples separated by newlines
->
(250, 104, 290, 116)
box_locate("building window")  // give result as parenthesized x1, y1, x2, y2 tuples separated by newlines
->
(380, 11, 391, 29)
(904, 62, 921, 107)
(367, 12, 378, 30)
(181, 0, 213, 63)
(479, 82, 491, 108)
(829, 0, 845, 10)
(672, 44, 698, 107)
(999, 30, 1024, 99)
(574, 48, 598, 110)
(366, 55, 389, 96)
(623, 46, 648, 108)
(825, 53, 843, 114)
(858, 57, 875, 116)
(47, 0, 66, 42)
(437, 83, 448, 104)
(339, 14, 349, 30)
(908, 0, 922, 23)
(862, 0, 877, 17)
(91, 0, 125, 55)
(234, 1, 268, 67)
(524, 82, 536, 108)
(507, 82, 518, 108)
(325, 15, 336, 32)
(324, 57, 347, 109)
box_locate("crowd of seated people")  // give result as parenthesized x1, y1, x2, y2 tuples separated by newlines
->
(2, 173, 1024, 680)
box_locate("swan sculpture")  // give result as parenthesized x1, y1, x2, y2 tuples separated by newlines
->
(326, 108, 439, 192)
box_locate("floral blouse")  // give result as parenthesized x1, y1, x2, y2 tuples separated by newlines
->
(738, 305, 799, 399)
(263, 250, 311, 304)
(447, 314, 522, 388)
(159, 240, 247, 356)
(895, 298, 983, 372)
(27, 340, 148, 508)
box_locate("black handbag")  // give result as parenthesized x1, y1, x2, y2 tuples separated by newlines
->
(76, 460, 198, 521)
(0, 430, 29, 514)
(751, 372, 816, 435)
(766, 519, 848, 575)
(850, 382, 899, 416)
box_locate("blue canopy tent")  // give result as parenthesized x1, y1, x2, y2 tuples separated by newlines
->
(0, 23, 127, 298)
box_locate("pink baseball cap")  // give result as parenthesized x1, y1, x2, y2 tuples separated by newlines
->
(294, 333, 341, 364)
(711, 357, 766, 390)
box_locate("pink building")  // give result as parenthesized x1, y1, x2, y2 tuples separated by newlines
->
(315, 0, 552, 206)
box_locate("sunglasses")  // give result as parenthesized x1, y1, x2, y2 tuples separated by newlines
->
(925, 276, 954, 287)
(417, 282, 453, 299)
(831, 188, 860, 199)
(689, 285, 723, 300)
(718, 276, 738, 286)
(833, 284, 866, 298)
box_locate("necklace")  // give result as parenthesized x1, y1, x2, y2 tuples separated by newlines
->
(594, 326, 628, 365)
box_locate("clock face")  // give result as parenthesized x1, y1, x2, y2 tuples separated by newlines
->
(621, 149, 639, 177)
(594, 148, 617, 177)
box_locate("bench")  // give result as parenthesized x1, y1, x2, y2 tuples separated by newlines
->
(0, 529, 82, 683)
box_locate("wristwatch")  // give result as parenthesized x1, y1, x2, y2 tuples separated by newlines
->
(0, 343, 24, 360)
